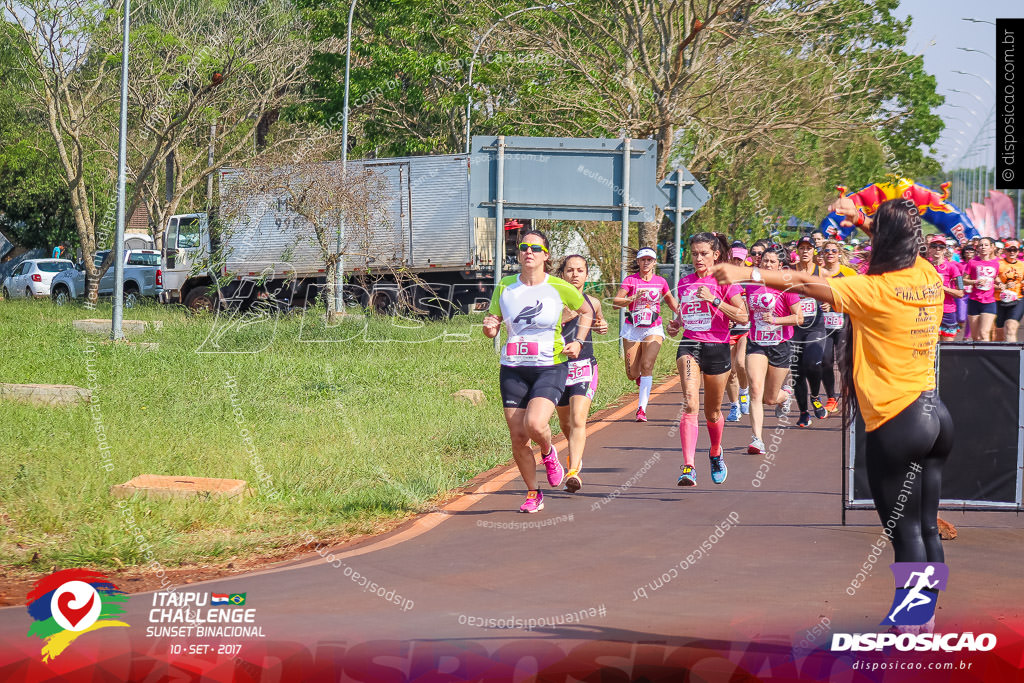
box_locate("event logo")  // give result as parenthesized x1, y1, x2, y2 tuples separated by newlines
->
(25, 568, 129, 662)
(831, 561, 995, 653)
(512, 300, 543, 325)
(881, 562, 948, 627)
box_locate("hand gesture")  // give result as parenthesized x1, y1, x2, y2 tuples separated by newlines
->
(564, 340, 582, 359)
(594, 317, 609, 335)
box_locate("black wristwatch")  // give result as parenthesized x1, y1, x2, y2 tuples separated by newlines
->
(712, 297, 722, 308)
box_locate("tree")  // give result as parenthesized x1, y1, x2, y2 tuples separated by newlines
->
(3, 0, 329, 301)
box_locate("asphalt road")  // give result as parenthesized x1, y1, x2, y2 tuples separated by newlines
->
(2, 376, 1023, 682)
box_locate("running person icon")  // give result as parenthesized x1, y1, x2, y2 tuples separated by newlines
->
(667, 232, 748, 487)
(613, 247, 679, 422)
(554, 255, 608, 493)
(887, 566, 940, 624)
(483, 230, 593, 513)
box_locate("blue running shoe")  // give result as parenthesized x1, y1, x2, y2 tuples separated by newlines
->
(739, 392, 750, 415)
(726, 402, 741, 422)
(677, 465, 696, 487)
(710, 451, 728, 485)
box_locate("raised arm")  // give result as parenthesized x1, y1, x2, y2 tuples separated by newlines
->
(710, 265, 837, 309)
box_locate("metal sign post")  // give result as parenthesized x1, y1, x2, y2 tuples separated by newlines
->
(619, 138, 630, 357)
(493, 135, 505, 353)
(659, 166, 711, 289)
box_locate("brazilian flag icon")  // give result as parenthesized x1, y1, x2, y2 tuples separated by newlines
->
(228, 593, 246, 606)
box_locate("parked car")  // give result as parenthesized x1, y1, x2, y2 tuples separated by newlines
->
(1, 259, 76, 299)
(49, 250, 163, 307)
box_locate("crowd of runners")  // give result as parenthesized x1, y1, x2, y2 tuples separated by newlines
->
(484, 197, 959, 634)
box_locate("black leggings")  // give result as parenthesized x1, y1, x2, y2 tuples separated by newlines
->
(865, 390, 953, 563)
(791, 326, 826, 412)
(818, 332, 844, 399)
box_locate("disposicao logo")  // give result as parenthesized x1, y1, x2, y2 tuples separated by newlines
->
(832, 562, 997, 653)
(26, 568, 129, 662)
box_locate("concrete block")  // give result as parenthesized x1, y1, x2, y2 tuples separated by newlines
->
(0, 383, 91, 407)
(110, 474, 248, 501)
(452, 389, 486, 406)
(74, 319, 162, 334)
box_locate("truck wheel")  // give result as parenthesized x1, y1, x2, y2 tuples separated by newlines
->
(369, 290, 397, 316)
(53, 286, 71, 306)
(123, 286, 139, 309)
(184, 288, 218, 313)
(2, 287, 9, 299)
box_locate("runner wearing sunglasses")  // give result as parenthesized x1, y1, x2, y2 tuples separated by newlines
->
(790, 236, 829, 427)
(996, 240, 1024, 342)
(613, 247, 679, 422)
(928, 235, 965, 343)
(554, 255, 608, 493)
(667, 232, 747, 486)
(483, 230, 593, 513)
(815, 240, 858, 413)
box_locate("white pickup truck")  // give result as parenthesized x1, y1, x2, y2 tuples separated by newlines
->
(50, 249, 163, 307)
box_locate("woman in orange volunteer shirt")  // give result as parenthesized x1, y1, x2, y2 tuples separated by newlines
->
(712, 198, 952, 575)
(995, 240, 1024, 342)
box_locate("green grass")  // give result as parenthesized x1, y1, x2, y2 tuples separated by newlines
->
(0, 299, 678, 572)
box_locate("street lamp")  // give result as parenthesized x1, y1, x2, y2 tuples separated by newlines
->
(952, 70, 995, 90)
(464, 3, 572, 154)
(962, 18, 995, 26)
(335, 0, 357, 315)
(956, 47, 995, 61)
(946, 88, 986, 106)
(111, 0, 131, 340)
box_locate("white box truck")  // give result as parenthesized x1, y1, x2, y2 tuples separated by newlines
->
(159, 154, 517, 314)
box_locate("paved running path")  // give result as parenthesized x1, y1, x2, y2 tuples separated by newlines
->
(2, 377, 1023, 680)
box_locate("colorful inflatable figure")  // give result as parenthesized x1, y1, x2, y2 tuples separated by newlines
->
(819, 178, 979, 244)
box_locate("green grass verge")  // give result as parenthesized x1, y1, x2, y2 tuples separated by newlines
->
(0, 299, 679, 571)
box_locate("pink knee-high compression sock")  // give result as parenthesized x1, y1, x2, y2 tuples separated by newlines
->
(679, 413, 699, 467)
(707, 416, 724, 457)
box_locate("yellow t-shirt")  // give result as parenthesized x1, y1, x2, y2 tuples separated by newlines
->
(829, 257, 943, 431)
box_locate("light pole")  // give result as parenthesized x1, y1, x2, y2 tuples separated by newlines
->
(335, 0, 357, 316)
(947, 88, 986, 106)
(111, 0, 131, 340)
(956, 47, 995, 61)
(464, 3, 571, 154)
(952, 70, 995, 91)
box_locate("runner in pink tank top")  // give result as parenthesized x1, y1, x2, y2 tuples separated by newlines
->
(612, 247, 678, 422)
(666, 233, 748, 488)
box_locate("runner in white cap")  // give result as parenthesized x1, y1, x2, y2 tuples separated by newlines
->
(613, 247, 678, 421)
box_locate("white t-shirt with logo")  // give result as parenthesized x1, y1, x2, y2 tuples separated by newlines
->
(489, 274, 585, 367)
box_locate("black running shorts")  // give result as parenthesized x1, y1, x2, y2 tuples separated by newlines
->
(499, 364, 569, 409)
(675, 338, 731, 376)
(746, 339, 794, 369)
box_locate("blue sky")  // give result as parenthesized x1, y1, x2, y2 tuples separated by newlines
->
(895, 0, 1019, 170)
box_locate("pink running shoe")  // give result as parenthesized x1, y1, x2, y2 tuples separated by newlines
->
(636, 407, 647, 422)
(542, 446, 565, 487)
(519, 489, 544, 513)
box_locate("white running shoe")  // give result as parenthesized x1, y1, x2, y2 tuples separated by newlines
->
(776, 385, 794, 418)
(747, 436, 765, 455)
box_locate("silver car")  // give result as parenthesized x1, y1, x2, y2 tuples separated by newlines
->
(50, 250, 162, 308)
(1, 259, 76, 299)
